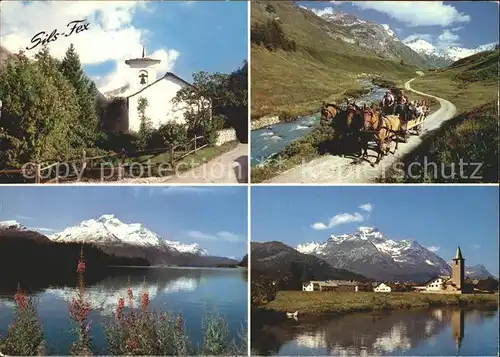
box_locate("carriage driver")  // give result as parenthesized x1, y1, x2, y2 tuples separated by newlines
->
(381, 89, 395, 114)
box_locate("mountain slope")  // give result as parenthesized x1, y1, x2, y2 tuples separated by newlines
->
(318, 10, 432, 69)
(297, 227, 452, 282)
(251, 241, 368, 289)
(251, 0, 421, 119)
(464, 264, 495, 279)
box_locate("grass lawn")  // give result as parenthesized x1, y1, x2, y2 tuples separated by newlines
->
(264, 291, 498, 315)
(81, 141, 239, 181)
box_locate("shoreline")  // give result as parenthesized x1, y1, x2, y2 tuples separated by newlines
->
(255, 291, 499, 316)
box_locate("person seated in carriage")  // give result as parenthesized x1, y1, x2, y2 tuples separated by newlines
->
(395, 90, 410, 120)
(381, 89, 395, 114)
(414, 101, 424, 117)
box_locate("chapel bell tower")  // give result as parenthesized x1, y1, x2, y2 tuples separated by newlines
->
(451, 246, 465, 290)
(124, 45, 161, 91)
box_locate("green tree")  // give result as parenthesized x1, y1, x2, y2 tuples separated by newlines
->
(157, 122, 188, 147)
(172, 63, 248, 145)
(0, 47, 80, 168)
(137, 97, 153, 150)
(59, 44, 99, 147)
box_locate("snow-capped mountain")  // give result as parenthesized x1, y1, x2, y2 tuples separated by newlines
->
(405, 39, 498, 66)
(0, 220, 27, 231)
(297, 227, 451, 282)
(321, 10, 368, 27)
(457, 263, 494, 279)
(0, 220, 51, 243)
(312, 8, 497, 69)
(314, 10, 433, 68)
(49, 214, 209, 256)
(1, 216, 236, 267)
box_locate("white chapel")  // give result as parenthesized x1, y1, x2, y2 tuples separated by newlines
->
(105, 46, 204, 133)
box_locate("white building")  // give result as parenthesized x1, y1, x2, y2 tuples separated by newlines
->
(104, 46, 210, 133)
(424, 276, 450, 291)
(373, 282, 392, 292)
(302, 280, 360, 292)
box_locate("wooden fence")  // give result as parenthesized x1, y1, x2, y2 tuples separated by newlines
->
(0, 134, 206, 184)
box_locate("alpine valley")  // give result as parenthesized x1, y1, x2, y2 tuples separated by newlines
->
(0, 215, 239, 267)
(296, 227, 495, 282)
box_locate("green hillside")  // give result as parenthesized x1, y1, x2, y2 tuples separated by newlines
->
(412, 49, 498, 112)
(382, 49, 499, 183)
(251, 1, 424, 119)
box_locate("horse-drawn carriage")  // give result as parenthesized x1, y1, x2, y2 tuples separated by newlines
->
(320, 99, 430, 166)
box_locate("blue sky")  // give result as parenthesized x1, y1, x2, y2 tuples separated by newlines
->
(1, 1, 248, 92)
(299, 1, 499, 48)
(0, 186, 248, 260)
(251, 186, 499, 276)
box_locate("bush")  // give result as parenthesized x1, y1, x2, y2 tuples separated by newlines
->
(157, 122, 188, 147)
(251, 273, 277, 306)
(0, 289, 45, 356)
(265, 4, 276, 14)
(96, 132, 140, 152)
(251, 20, 297, 52)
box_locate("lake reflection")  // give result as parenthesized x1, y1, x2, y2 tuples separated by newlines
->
(252, 307, 499, 356)
(0, 267, 247, 355)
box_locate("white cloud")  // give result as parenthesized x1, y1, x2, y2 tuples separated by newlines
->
(0, 1, 179, 93)
(186, 230, 243, 243)
(310, 6, 340, 17)
(351, 1, 470, 27)
(311, 222, 329, 230)
(359, 203, 374, 213)
(427, 246, 440, 252)
(471, 244, 481, 249)
(32, 227, 58, 233)
(403, 34, 434, 43)
(311, 212, 364, 230)
(15, 215, 33, 220)
(436, 29, 461, 47)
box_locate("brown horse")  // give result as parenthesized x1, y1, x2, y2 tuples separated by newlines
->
(320, 103, 340, 123)
(361, 107, 400, 165)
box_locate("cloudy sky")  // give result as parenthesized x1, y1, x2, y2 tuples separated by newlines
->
(299, 1, 499, 48)
(0, 186, 248, 260)
(251, 186, 499, 276)
(0, 1, 248, 93)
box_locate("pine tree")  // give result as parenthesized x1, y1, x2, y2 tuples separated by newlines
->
(59, 44, 99, 148)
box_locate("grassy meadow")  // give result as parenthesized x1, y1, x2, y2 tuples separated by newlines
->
(380, 49, 499, 183)
(263, 291, 499, 315)
(250, 1, 422, 120)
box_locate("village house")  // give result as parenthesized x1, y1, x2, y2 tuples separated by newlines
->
(373, 282, 392, 292)
(104, 46, 210, 133)
(302, 280, 363, 292)
(422, 247, 469, 294)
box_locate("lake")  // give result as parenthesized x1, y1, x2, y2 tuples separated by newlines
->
(0, 267, 248, 355)
(252, 307, 499, 356)
(251, 81, 387, 167)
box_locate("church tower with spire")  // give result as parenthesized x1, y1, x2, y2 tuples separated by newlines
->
(124, 45, 161, 92)
(451, 246, 465, 290)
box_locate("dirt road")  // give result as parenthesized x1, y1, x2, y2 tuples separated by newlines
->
(266, 78, 457, 183)
(120, 143, 248, 184)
